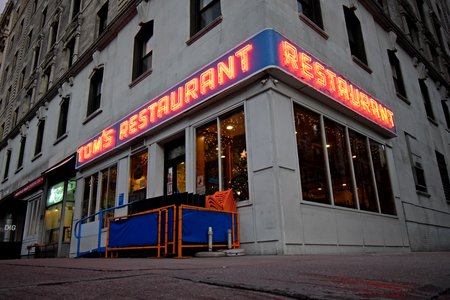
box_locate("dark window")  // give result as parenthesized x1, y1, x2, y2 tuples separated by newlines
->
(82, 174, 98, 222)
(17, 136, 26, 169)
(432, 16, 445, 51)
(97, 2, 108, 35)
(388, 50, 407, 98)
(405, 133, 427, 193)
(72, 0, 81, 19)
(405, 15, 419, 45)
(414, 162, 427, 192)
(297, 0, 323, 29)
(19, 68, 26, 90)
(50, 21, 59, 46)
(35, 120, 45, 156)
(27, 30, 33, 49)
(0, 123, 4, 139)
(435, 151, 450, 201)
(87, 68, 103, 116)
(57, 98, 69, 138)
(442, 100, 450, 128)
(67, 38, 76, 67)
(41, 7, 47, 28)
(133, 21, 153, 80)
(419, 79, 435, 120)
(324, 118, 355, 208)
(33, 0, 38, 13)
(33, 46, 41, 70)
(43, 66, 51, 92)
(3, 150, 11, 180)
(12, 107, 19, 126)
(349, 130, 378, 212)
(343, 6, 368, 65)
(191, 0, 221, 36)
(294, 105, 330, 204)
(370, 141, 396, 215)
(416, 0, 425, 21)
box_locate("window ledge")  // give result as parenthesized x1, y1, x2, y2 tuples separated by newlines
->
(186, 16, 223, 46)
(299, 14, 328, 40)
(83, 109, 103, 125)
(427, 117, 438, 126)
(15, 166, 23, 174)
(396, 92, 410, 104)
(129, 69, 153, 89)
(351, 55, 372, 74)
(416, 190, 431, 198)
(53, 133, 68, 145)
(32, 152, 42, 162)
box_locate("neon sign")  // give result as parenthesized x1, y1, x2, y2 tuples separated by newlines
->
(77, 29, 395, 168)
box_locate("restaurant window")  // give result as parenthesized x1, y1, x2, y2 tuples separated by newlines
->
(44, 180, 76, 243)
(34, 120, 45, 156)
(17, 136, 26, 169)
(25, 196, 41, 237)
(324, 118, 355, 208)
(294, 104, 396, 214)
(97, 2, 108, 36)
(388, 50, 407, 99)
(196, 108, 248, 201)
(57, 97, 70, 139)
(405, 133, 427, 193)
(435, 151, 450, 202)
(82, 174, 98, 222)
(190, 0, 221, 36)
(3, 149, 11, 180)
(87, 68, 103, 116)
(133, 21, 153, 81)
(343, 6, 368, 65)
(297, 0, 323, 29)
(294, 105, 329, 204)
(100, 165, 117, 227)
(129, 150, 148, 202)
(419, 79, 435, 120)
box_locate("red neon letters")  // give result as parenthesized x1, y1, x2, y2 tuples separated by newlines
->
(280, 40, 395, 129)
(77, 128, 116, 164)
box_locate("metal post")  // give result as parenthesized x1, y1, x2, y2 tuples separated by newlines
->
(227, 229, 232, 249)
(208, 227, 213, 252)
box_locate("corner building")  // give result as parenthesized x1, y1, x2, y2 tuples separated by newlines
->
(0, 0, 449, 258)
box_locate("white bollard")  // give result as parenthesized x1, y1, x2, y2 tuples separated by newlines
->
(227, 229, 232, 249)
(208, 227, 213, 252)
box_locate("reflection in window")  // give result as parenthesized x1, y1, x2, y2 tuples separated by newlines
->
(297, 0, 323, 29)
(220, 110, 248, 201)
(100, 165, 117, 227)
(324, 118, 355, 208)
(81, 174, 98, 222)
(133, 21, 153, 80)
(294, 105, 329, 204)
(191, 0, 221, 36)
(196, 108, 248, 201)
(196, 121, 219, 196)
(349, 130, 378, 212)
(344, 5, 368, 65)
(129, 151, 148, 202)
(370, 141, 396, 215)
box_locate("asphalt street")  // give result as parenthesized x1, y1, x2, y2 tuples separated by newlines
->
(0, 252, 449, 299)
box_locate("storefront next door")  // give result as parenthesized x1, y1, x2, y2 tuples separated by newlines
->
(0, 197, 26, 259)
(164, 137, 186, 196)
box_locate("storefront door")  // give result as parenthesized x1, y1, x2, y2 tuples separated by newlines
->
(164, 137, 186, 196)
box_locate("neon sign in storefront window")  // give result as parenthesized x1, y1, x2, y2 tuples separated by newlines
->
(77, 29, 395, 168)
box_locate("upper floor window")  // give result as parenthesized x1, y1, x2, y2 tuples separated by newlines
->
(49, 21, 59, 48)
(416, 0, 426, 21)
(33, 46, 41, 70)
(35, 119, 45, 156)
(441, 100, 450, 129)
(97, 2, 108, 36)
(27, 30, 33, 49)
(12, 107, 19, 127)
(190, 0, 221, 36)
(17, 136, 26, 169)
(132, 21, 153, 81)
(87, 68, 103, 116)
(387, 50, 407, 99)
(0, 123, 4, 140)
(71, 0, 81, 20)
(66, 38, 76, 68)
(3, 149, 11, 180)
(41, 7, 47, 28)
(297, 0, 323, 29)
(343, 6, 368, 66)
(405, 133, 427, 194)
(418, 79, 435, 121)
(57, 97, 70, 139)
(435, 151, 450, 202)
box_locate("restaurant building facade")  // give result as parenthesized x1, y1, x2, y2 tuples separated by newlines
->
(0, 0, 449, 257)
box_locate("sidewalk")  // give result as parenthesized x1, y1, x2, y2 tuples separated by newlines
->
(0, 252, 449, 299)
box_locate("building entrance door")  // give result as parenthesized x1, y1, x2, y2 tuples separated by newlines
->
(164, 137, 186, 196)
